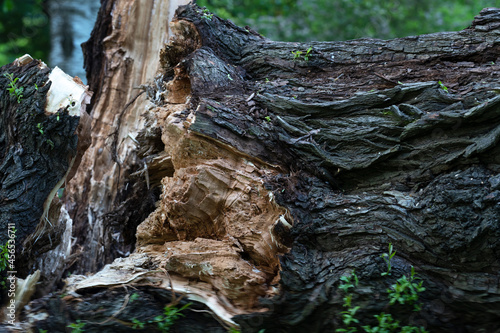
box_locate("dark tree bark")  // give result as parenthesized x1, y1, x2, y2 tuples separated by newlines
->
(7, 4, 500, 333)
(160, 6, 500, 332)
(0, 57, 91, 282)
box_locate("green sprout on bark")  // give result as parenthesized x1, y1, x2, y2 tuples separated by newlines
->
(3, 73, 24, 103)
(381, 242, 396, 276)
(37, 123, 44, 135)
(387, 266, 426, 312)
(336, 244, 428, 333)
(67, 320, 86, 333)
(198, 8, 213, 20)
(438, 80, 448, 92)
(131, 303, 191, 332)
(292, 47, 313, 61)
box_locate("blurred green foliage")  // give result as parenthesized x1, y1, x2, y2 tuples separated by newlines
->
(197, 0, 493, 41)
(0, 0, 49, 66)
(0, 0, 493, 67)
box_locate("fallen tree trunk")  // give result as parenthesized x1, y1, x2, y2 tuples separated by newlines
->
(7, 3, 500, 333)
(151, 6, 500, 332)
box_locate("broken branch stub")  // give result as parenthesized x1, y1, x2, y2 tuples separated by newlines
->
(0, 55, 91, 277)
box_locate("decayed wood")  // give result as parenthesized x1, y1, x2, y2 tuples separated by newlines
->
(8, 4, 500, 333)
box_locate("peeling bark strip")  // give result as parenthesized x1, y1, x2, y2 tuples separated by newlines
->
(0, 56, 91, 277)
(64, 0, 188, 276)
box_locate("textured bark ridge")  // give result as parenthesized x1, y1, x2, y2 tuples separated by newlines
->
(0, 56, 91, 281)
(8, 3, 500, 333)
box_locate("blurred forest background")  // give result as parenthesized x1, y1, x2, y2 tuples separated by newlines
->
(198, 0, 493, 41)
(0, 0, 494, 75)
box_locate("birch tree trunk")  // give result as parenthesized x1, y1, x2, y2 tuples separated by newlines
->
(48, 0, 101, 81)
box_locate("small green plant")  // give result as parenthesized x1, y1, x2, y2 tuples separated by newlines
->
(304, 47, 312, 61)
(67, 319, 86, 333)
(129, 292, 140, 303)
(292, 50, 302, 60)
(337, 270, 360, 333)
(3, 73, 24, 103)
(131, 318, 145, 329)
(265, 116, 271, 122)
(338, 270, 359, 293)
(0, 242, 10, 289)
(265, 77, 270, 82)
(336, 244, 428, 333)
(37, 123, 44, 135)
(381, 242, 396, 276)
(292, 47, 313, 61)
(34, 83, 38, 90)
(0, 228, 15, 289)
(36, 123, 54, 149)
(362, 313, 399, 332)
(46, 139, 55, 149)
(132, 303, 191, 332)
(38, 329, 48, 333)
(199, 8, 213, 20)
(387, 266, 426, 311)
(227, 74, 233, 81)
(154, 303, 191, 332)
(0, 242, 9, 272)
(438, 80, 448, 93)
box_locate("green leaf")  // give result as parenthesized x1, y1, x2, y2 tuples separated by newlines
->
(438, 80, 448, 92)
(340, 276, 350, 283)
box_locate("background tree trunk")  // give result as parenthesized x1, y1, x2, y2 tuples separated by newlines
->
(48, 0, 101, 82)
(4, 3, 500, 333)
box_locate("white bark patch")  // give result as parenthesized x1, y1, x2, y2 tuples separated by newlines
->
(46, 66, 91, 116)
